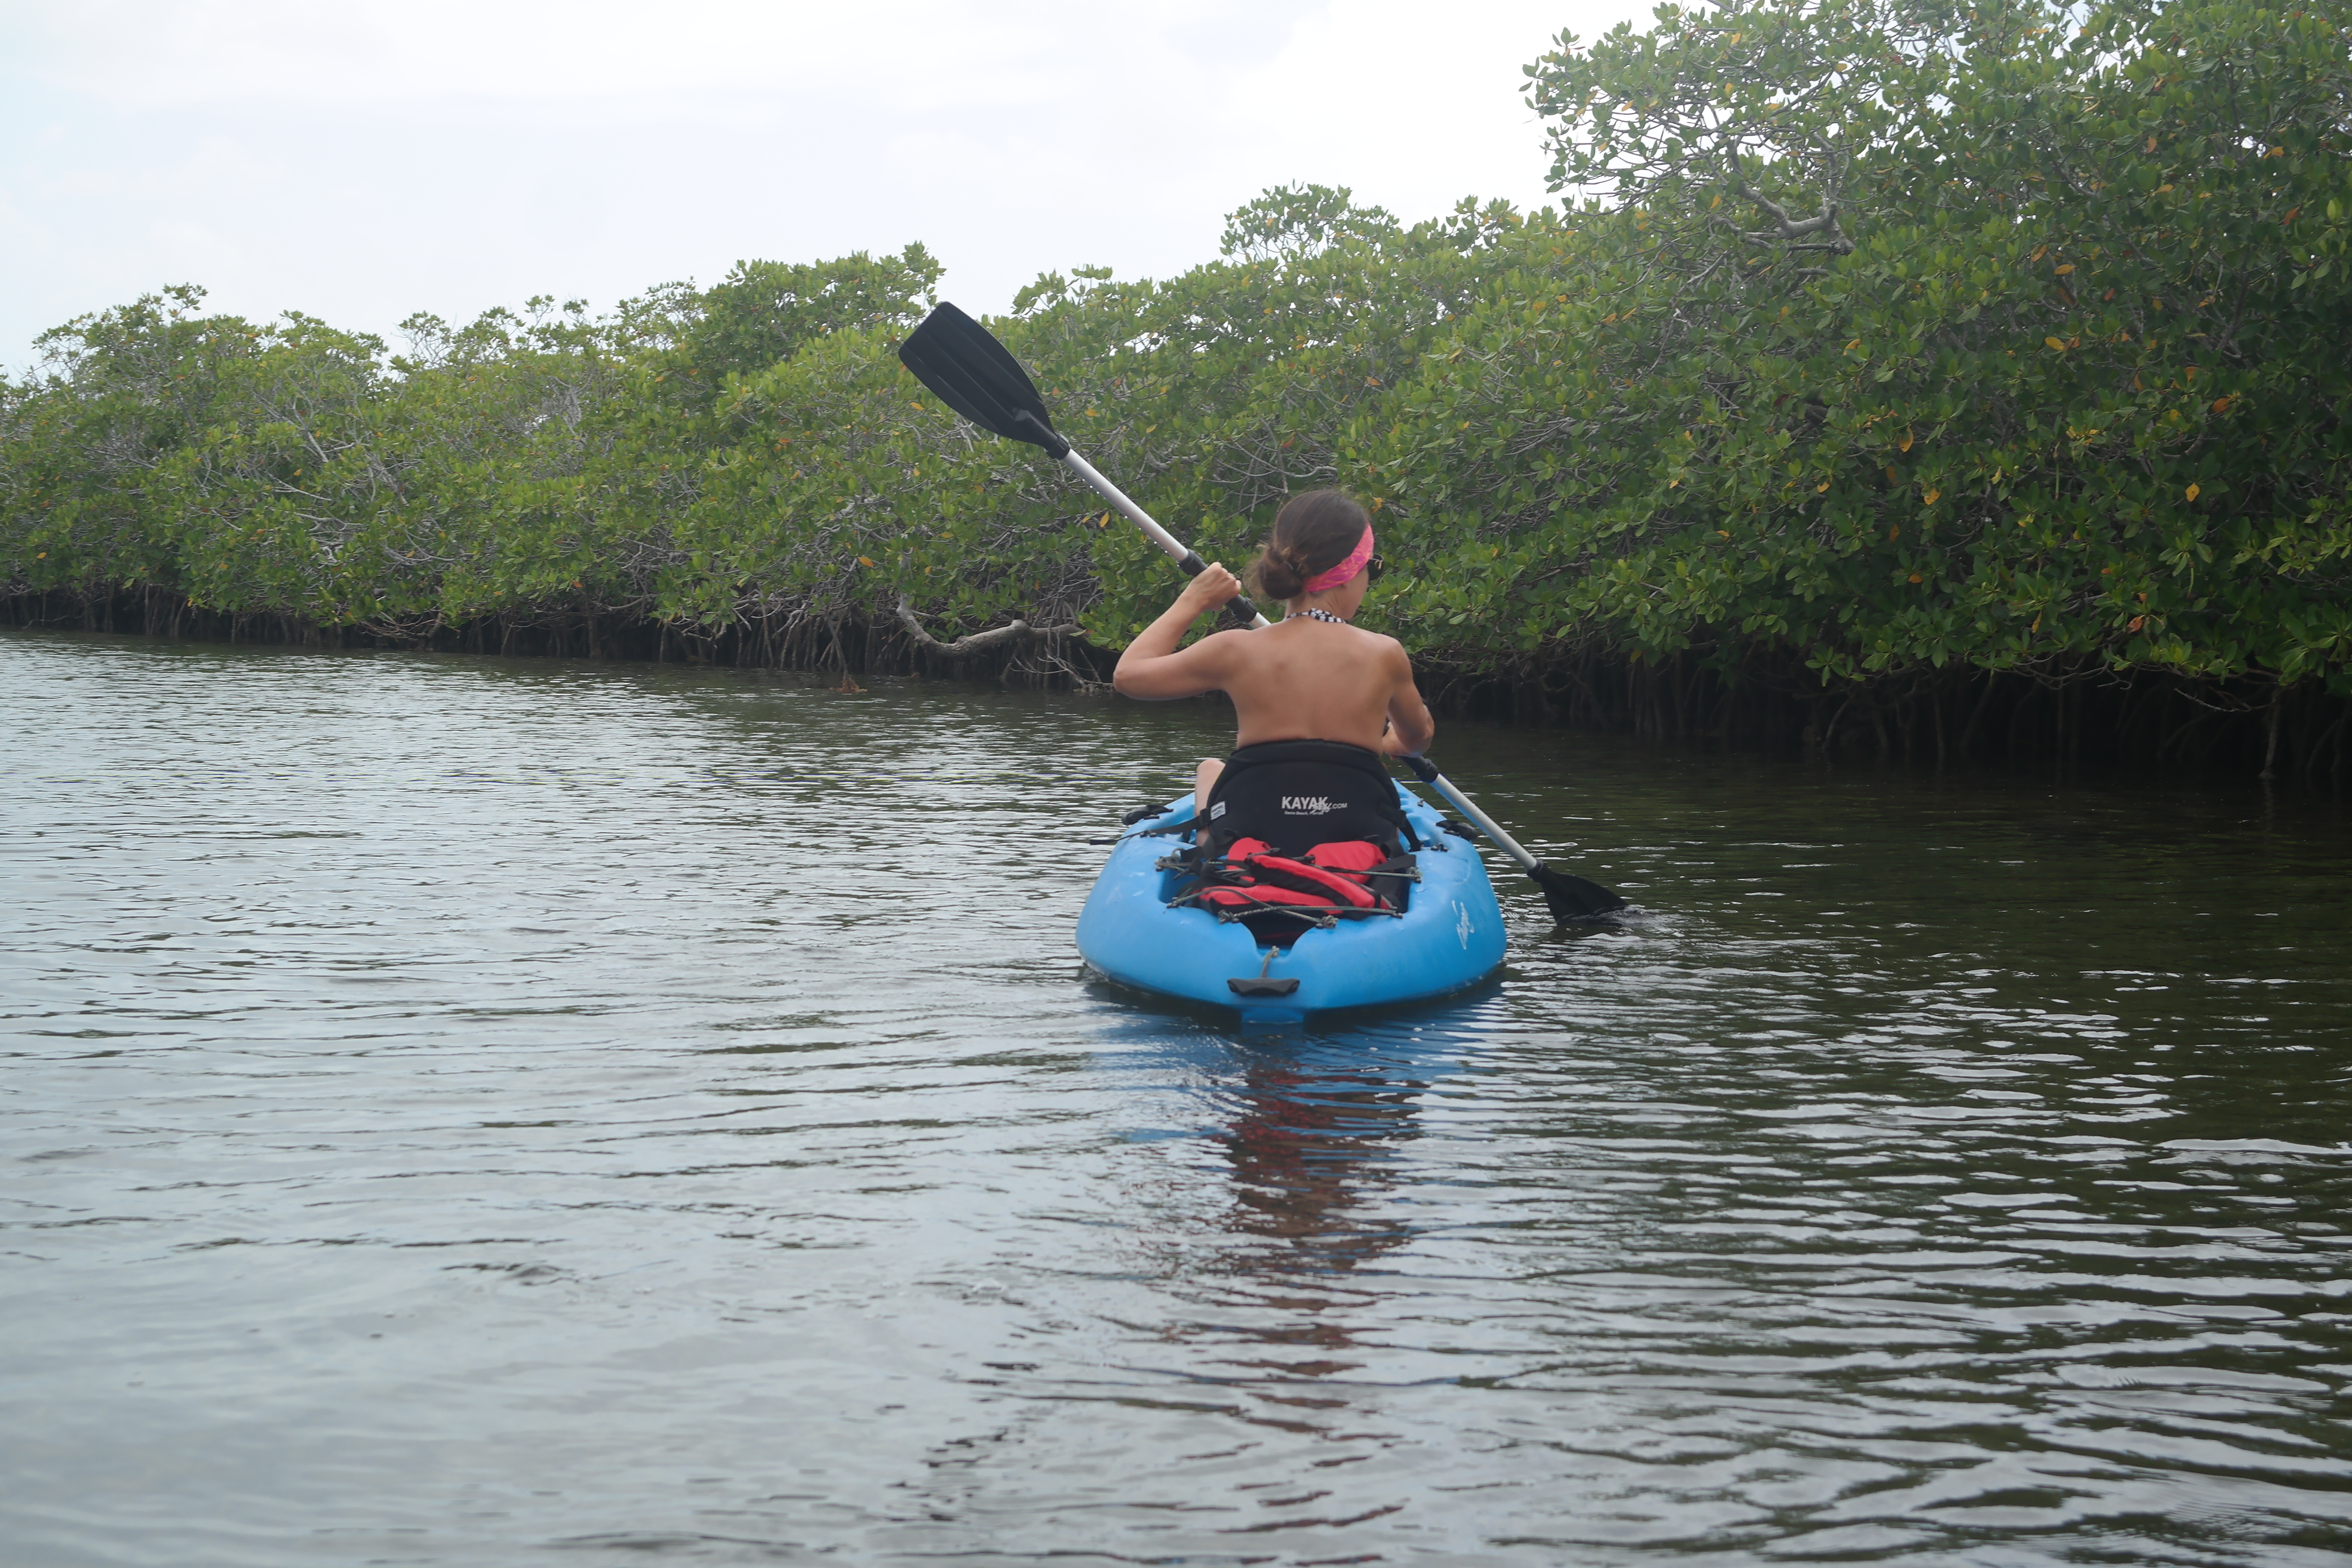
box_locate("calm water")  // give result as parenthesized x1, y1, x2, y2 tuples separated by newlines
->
(4, 631, 2350, 1568)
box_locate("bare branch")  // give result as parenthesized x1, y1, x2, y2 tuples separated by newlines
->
(894, 596, 1080, 656)
(1730, 182, 1854, 254)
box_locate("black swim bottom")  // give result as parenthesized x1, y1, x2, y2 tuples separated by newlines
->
(1200, 740, 1418, 857)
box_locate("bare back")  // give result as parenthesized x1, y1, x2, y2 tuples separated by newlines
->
(1217, 622, 1414, 750)
(1115, 615, 1434, 756)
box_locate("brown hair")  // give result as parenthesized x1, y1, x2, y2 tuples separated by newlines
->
(1248, 490, 1372, 600)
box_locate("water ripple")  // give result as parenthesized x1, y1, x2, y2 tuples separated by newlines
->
(3, 631, 2349, 1566)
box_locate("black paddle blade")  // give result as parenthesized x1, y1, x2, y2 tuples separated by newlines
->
(898, 303, 1069, 458)
(1529, 861, 1627, 922)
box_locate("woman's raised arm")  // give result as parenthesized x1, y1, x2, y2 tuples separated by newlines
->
(1112, 564, 1246, 700)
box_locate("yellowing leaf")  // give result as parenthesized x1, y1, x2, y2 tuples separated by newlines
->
(2054, 263, 2075, 275)
(2044, 337, 2066, 351)
(2212, 396, 2232, 412)
(1898, 431, 1913, 453)
(857, 556, 876, 569)
(2185, 483, 2200, 502)
(1923, 489, 1941, 505)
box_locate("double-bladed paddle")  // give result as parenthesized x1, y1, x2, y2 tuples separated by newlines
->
(896, 302, 1627, 924)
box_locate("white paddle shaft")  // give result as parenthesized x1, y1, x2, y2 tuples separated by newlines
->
(1061, 448, 1271, 629)
(1416, 768, 1543, 872)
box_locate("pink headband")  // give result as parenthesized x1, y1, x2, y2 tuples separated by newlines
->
(1301, 525, 1375, 594)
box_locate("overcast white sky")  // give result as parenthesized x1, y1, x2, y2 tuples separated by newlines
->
(1, 0, 1654, 369)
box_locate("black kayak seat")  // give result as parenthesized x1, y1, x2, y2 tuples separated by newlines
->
(1199, 739, 1419, 858)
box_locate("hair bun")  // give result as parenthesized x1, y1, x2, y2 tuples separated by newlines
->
(1246, 488, 1372, 603)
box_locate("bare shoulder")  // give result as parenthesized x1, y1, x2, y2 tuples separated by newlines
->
(1186, 626, 1255, 666)
(1358, 628, 1413, 665)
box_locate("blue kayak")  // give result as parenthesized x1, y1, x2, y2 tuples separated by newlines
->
(1076, 779, 1507, 1020)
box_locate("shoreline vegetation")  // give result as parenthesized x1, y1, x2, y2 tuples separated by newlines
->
(7, 0, 2349, 782)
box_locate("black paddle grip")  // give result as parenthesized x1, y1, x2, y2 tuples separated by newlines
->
(1222, 594, 1261, 629)
(1174, 548, 1261, 627)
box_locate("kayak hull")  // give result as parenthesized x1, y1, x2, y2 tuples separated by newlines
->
(1076, 782, 1507, 1020)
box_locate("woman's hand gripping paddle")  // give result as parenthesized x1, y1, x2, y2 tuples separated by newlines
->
(897, 301, 1627, 924)
(898, 302, 1268, 630)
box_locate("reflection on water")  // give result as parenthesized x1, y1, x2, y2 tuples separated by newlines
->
(1219, 1057, 1423, 1276)
(3, 630, 2349, 1567)
(1199, 1054, 1427, 1385)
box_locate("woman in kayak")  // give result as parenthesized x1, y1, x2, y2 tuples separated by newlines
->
(1113, 490, 1435, 855)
